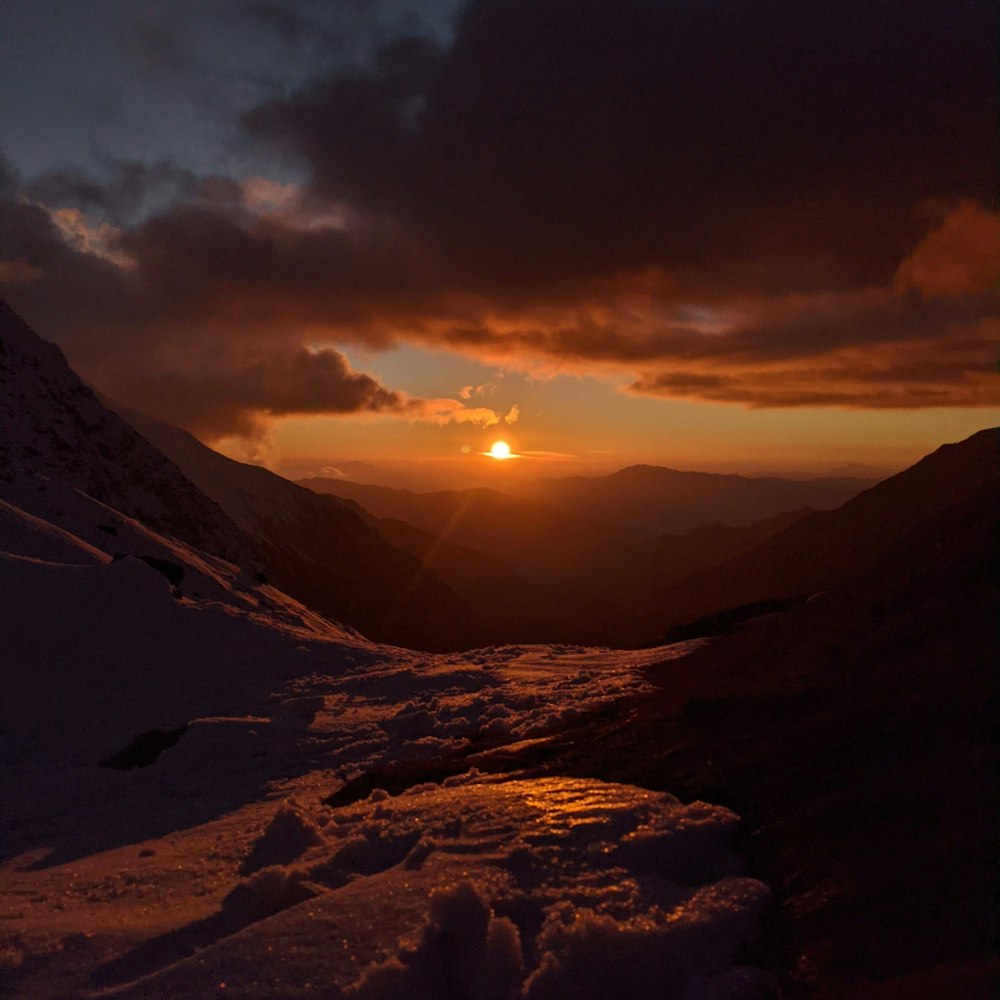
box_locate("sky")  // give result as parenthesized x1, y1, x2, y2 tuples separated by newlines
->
(1, 0, 997, 484)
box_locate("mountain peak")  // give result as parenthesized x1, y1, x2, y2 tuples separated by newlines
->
(0, 303, 255, 567)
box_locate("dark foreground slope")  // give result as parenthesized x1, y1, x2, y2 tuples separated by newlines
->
(533, 470, 1000, 996)
(330, 431, 999, 997)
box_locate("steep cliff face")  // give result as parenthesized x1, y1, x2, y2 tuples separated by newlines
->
(0, 301, 256, 569)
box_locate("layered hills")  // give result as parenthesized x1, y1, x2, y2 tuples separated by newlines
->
(1, 300, 995, 997)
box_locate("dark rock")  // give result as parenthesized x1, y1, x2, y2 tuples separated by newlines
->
(98, 726, 188, 770)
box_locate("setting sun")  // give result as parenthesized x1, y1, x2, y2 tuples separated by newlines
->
(489, 440, 512, 460)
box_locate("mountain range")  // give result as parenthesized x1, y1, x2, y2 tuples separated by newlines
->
(6, 298, 990, 653)
(508, 462, 877, 534)
(643, 427, 1000, 640)
(1, 300, 996, 997)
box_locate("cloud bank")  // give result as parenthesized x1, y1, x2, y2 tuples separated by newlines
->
(1, 0, 996, 438)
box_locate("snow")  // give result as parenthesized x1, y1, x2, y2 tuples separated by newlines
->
(0, 306, 772, 998)
(0, 303, 255, 569)
(0, 500, 769, 997)
(2, 777, 769, 999)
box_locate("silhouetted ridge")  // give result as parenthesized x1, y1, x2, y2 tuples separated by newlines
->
(647, 427, 1000, 638)
(514, 460, 875, 534)
(0, 301, 255, 568)
(120, 407, 490, 651)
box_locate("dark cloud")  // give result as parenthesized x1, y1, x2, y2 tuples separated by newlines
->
(0, 155, 17, 202)
(244, 1, 315, 43)
(238, 0, 458, 71)
(118, 345, 417, 439)
(0, 175, 502, 439)
(246, 0, 995, 296)
(1, 0, 996, 424)
(630, 335, 999, 409)
(0, 175, 134, 338)
(125, 17, 197, 77)
(25, 161, 201, 227)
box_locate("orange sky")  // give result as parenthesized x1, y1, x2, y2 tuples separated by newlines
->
(2, 0, 996, 490)
(212, 354, 999, 487)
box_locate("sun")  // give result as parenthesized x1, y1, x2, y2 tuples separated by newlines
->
(489, 440, 512, 460)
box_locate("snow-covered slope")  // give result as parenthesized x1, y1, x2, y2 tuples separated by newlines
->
(119, 406, 489, 651)
(0, 498, 769, 998)
(5, 777, 769, 1000)
(0, 302, 772, 998)
(0, 301, 255, 569)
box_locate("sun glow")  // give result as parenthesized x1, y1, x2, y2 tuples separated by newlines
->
(489, 440, 512, 460)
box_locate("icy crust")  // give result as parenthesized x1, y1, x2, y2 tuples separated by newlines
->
(3, 779, 770, 999)
(317, 640, 700, 772)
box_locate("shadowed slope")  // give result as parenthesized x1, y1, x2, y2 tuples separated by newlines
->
(0, 301, 254, 568)
(297, 476, 638, 585)
(121, 409, 489, 652)
(644, 428, 1000, 638)
(301, 477, 827, 644)
(503, 458, 1000, 996)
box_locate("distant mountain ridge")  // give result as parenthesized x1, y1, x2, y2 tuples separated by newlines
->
(298, 475, 820, 644)
(507, 462, 877, 535)
(821, 463, 898, 480)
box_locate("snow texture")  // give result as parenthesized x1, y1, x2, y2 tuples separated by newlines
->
(0, 305, 771, 998)
(2, 776, 769, 999)
(0, 494, 768, 998)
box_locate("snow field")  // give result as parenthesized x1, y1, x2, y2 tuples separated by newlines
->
(3, 778, 770, 998)
(0, 491, 767, 998)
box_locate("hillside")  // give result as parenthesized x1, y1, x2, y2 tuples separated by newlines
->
(119, 409, 489, 652)
(580, 509, 813, 645)
(296, 477, 637, 586)
(301, 474, 819, 644)
(569, 475, 999, 996)
(300, 476, 825, 645)
(0, 302, 254, 569)
(646, 428, 1000, 638)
